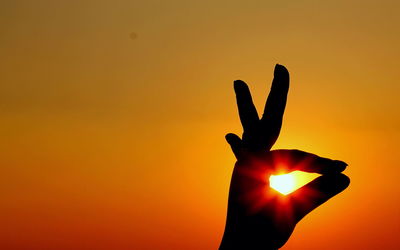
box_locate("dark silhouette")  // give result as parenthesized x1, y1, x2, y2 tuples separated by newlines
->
(220, 65, 350, 249)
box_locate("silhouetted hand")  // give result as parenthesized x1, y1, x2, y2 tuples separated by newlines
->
(220, 65, 350, 249)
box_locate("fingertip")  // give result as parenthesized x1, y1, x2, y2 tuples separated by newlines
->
(338, 173, 351, 189)
(274, 64, 289, 77)
(225, 133, 234, 144)
(317, 159, 348, 174)
(225, 133, 240, 145)
(333, 160, 348, 172)
(325, 173, 350, 194)
(233, 80, 248, 92)
(225, 133, 243, 159)
(317, 173, 350, 192)
(334, 160, 348, 166)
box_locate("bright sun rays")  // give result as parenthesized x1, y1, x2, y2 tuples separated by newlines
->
(269, 171, 320, 195)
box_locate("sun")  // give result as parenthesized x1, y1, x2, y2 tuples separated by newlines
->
(269, 173, 296, 195)
(269, 171, 320, 195)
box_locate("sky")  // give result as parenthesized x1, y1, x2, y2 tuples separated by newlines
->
(0, 0, 399, 249)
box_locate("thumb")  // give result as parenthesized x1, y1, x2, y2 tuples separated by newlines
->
(289, 173, 350, 222)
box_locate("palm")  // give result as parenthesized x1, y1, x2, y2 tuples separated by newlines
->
(220, 65, 349, 249)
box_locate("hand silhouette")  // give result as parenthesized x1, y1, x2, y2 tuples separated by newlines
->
(220, 65, 350, 249)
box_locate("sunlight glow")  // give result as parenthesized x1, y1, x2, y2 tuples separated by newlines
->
(269, 171, 320, 195)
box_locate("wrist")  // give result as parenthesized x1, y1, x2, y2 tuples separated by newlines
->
(220, 229, 278, 250)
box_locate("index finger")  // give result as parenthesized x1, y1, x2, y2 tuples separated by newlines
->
(268, 149, 348, 174)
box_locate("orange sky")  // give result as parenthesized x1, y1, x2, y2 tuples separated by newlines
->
(0, 1, 399, 249)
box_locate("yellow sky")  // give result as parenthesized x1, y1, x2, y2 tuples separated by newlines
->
(0, 1, 399, 249)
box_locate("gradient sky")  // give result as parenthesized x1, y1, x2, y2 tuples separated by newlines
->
(1, 1, 399, 249)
